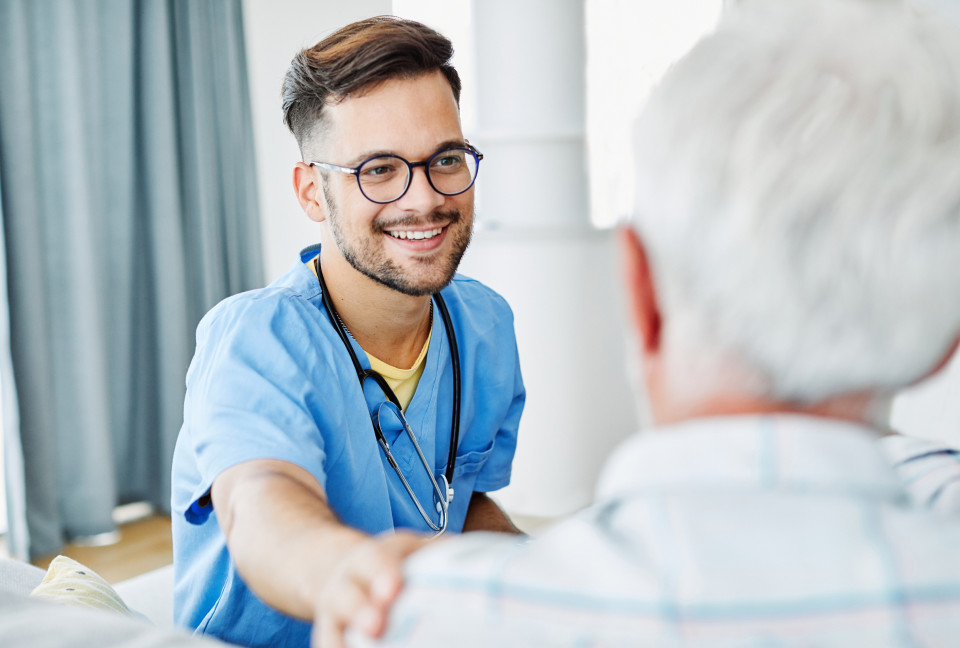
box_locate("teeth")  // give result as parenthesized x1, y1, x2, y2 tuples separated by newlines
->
(388, 227, 443, 240)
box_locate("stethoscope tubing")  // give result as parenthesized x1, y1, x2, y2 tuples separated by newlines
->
(375, 401, 450, 533)
(433, 293, 461, 486)
(314, 257, 462, 528)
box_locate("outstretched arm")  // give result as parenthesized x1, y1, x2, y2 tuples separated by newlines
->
(211, 459, 430, 648)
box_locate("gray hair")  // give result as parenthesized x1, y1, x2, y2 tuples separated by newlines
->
(629, 0, 960, 402)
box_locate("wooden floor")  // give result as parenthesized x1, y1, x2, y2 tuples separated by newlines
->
(31, 515, 173, 584)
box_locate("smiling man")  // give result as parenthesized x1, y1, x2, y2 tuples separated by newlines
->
(170, 17, 525, 648)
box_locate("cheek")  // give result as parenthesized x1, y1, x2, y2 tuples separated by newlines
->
(337, 194, 385, 231)
(449, 193, 475, 218)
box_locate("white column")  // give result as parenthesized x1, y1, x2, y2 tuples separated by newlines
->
(460, 0, 639, 518)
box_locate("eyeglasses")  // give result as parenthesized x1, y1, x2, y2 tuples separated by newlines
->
(310, 145, 483, 204)
(367, 373, 450, 536)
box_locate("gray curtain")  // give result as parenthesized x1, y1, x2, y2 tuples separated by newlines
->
(0, 0, 263, 559)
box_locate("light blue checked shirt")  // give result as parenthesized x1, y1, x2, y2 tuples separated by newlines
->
(363, 415, 960, 647)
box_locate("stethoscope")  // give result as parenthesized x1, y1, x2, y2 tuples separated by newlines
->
(314, 257, 461, 535)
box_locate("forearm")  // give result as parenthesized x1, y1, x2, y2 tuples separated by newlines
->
(212, 461, 365, 620)
(461, 491, 524, 534)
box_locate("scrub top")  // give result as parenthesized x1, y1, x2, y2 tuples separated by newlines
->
(170, 246, 526, 648)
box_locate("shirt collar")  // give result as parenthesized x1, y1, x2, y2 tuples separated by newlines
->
(597, 414, 907, 504)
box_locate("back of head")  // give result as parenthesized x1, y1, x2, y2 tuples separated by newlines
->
(281, 15, 462, 158)
(630, 0, 960, 403)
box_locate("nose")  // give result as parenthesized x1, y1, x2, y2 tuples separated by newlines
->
(395, 165, 445, 214)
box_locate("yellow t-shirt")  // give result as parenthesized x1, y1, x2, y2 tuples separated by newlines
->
(365, 330, 431, 412)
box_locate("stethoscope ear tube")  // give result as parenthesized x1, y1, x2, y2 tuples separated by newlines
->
(316, 258, 366, 384)
(434, 294, 461, 488)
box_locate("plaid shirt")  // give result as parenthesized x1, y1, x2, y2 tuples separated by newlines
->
(363, 415, 960, 648)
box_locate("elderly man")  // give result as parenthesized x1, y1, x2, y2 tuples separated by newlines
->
(360, 1, 960, 645)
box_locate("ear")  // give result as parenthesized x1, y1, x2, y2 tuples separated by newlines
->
(293, 162, 328, 223)
(618, 226, 662, 354)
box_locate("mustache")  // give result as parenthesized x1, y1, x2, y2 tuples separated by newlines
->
(373, 208, 461, 233)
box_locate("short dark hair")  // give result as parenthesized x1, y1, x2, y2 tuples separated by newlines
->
(281, 15, 462, 155)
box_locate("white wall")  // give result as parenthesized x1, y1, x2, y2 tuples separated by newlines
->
(891, 355, 960, 446)
(242, 0, 392, 282)
(586, 0, 724, 228)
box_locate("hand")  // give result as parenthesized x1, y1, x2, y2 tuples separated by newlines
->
(312, 531, 430, 648)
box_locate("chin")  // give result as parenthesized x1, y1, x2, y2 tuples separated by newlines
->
(391, 271, 458, 297)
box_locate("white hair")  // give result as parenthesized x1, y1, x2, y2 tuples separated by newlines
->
(630, 0, 960, 403)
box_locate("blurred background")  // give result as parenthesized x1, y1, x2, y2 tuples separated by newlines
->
(0, 0, 957, 567)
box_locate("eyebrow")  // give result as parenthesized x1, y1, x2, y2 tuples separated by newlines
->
(345, 139, 468, 167)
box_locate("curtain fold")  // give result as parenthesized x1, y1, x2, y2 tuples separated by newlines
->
(0, 0, 263, 559)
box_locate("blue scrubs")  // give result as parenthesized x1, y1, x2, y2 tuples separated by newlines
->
(170, 247, 525, 648)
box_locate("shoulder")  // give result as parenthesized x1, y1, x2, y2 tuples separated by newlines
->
(200, 286, 316, 338)
(441, 274, 516, 327)
(199, 263, 323, 339)
(192, 272, 332, 367)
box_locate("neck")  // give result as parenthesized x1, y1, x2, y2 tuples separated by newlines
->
(650, 389, 893, 434)
(644, 360, 891, 433)
(318, 247, 433, 369)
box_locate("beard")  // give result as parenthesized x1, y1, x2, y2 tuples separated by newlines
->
(325, 185, 474, 297)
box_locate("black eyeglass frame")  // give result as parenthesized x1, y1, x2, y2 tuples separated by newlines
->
(309, 145, 483, 204)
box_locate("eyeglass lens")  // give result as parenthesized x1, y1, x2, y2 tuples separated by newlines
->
(358, 148, 478, 203)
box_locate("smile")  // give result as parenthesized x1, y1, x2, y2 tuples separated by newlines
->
(387, 227, 444, 241)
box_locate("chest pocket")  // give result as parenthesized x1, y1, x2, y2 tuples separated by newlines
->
(451, 441, 494, 482)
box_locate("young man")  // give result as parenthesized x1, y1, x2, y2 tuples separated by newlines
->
(363, 1, 960, 645)
(171, 17, 525, 648)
